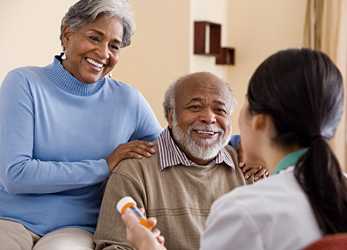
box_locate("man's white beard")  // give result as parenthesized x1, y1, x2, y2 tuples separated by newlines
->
(171, 114, 230, 161)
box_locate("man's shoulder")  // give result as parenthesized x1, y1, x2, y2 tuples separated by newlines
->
(224, 144, 237, 155)
(223, 144, 239, 165)
(113, 151, 161, 177)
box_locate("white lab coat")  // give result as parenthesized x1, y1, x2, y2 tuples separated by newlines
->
(201, 167, 322, 250)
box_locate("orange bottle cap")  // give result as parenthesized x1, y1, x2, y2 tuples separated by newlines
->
(116, 196, 136, 214)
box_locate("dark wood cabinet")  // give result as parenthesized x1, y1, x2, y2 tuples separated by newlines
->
(194, 21, 221, 55)
(194, 21, 235, 65)
(216, 47, 235, 65)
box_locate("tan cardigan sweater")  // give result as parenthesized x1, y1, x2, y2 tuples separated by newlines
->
(94, 145, 247, 250)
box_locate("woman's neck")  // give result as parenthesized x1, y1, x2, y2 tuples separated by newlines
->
(264, 144, 302, 174)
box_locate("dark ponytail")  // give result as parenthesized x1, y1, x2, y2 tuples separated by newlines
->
(295, 137, 347, 233)
(247, 48, 347, 234)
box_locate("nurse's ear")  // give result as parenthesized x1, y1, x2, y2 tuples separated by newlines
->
(251, 113, 266, 130)
(251, 113, 277, 139)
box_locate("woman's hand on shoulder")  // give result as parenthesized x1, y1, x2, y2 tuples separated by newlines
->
(234, 140, 269, 182)
(240, 162, 269, 182)
(106, 140, 156, 171)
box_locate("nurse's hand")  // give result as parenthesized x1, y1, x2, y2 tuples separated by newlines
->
(106, 140, 156, 171)
(121, 209, 166, 250)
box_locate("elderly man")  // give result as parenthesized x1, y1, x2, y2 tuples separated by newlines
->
(94, 72, 249, 250)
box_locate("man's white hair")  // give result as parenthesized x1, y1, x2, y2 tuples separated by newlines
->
(163, 72, 237, 122)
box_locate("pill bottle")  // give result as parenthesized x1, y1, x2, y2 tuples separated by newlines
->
(117, 196, 154, 230)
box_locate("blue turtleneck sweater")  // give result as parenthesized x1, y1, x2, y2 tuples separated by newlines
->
(0, 56, 161, 235)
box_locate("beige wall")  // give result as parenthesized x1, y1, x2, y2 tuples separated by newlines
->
(226, 0, 307, 133)
(0, 0, 191, 127)
(0, 0, 76, 81)
(1, 0, 306, 131)
(190, 0, 307, 133)
(2, 1, 347, 167)
(114, 0, 191, 126)
(190, 0, 231, 80)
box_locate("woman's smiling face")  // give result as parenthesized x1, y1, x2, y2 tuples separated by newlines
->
(62, 15, 123, 83)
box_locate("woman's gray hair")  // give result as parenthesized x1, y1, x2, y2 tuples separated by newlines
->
(60, 0, 135, 49)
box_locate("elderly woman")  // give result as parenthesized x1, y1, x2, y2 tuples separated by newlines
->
(0, 0, 161, 249)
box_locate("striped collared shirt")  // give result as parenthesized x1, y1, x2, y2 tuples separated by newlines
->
(157, 128, 235, 170)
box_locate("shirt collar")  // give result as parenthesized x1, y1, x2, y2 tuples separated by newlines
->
(273, 148, 307, 175)
(47, 55, 106, 96)
(157, 128, 235, 170)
